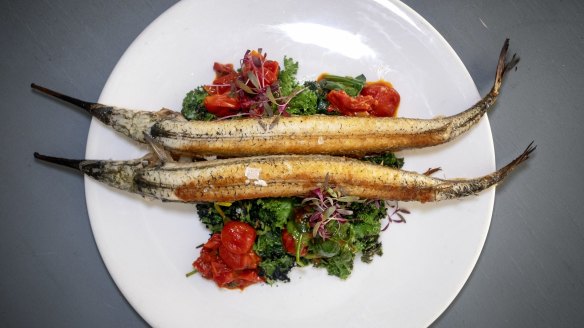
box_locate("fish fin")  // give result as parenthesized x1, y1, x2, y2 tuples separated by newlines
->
(143, 133, 175, 163)
(423, 167, 442, 176)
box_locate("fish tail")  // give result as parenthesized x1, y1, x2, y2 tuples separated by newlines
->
(492, 39, 520, 96)
(435, 142, 535, 201)
(31, 83, 113, 125)
(445, 40, 520, 140)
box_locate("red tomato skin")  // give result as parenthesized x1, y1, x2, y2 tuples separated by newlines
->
(203, 94, 241, 117)
(192, 232, 263, 289)
(241, 50, 280, 87)
(219, 245, 261, 271)
(221, 221, 257, 254)
(360, 81, 400, 117)
(326, 89, 375, 116)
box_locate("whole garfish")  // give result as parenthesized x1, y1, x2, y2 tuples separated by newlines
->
(34, 142, 534, 203)
(32, 40, 518, 157)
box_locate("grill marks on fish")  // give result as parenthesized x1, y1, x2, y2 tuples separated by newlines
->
(31, 40, 518, 158)
(34, 143, 535, 204)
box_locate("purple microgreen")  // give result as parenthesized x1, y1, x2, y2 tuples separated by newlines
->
(257, 119, 268, 131)
(247, 71, 261, 89)
(381, 201, 410, 231)
(263, 102, 274, 117)
(252, 55, 262, 68)
(301, 178, 366, 240)
(268, 115, 280, 130)
(265, 86, 278, 105)
(216, 112, 252, 121)
(235, 79, 256, 94)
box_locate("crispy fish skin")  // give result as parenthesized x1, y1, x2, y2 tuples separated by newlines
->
(34, 143, 534, 203)
(151, 40, 517, 156)
(31, 40, 518, 157)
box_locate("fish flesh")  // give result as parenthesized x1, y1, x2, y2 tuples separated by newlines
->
(34, 142, 534, 203)
(31, 40, 518, 157)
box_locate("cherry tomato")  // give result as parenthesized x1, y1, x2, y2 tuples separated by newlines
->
(221, 221, 256, 254)
(219, 245, 261, 270)
(261, 60, 280, 86)
(241, 50, 280, 87)
(326, 89, 375, 116)
(203, 62, 239, 95)
(203, 94, 241, 117)
(360, 81, 400, 117)
(192, 230, 262, 289)
(282, 230, 308, 256)
(212, 62, 236, 76)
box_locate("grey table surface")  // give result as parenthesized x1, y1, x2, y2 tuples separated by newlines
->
(2, 0, 583, 327)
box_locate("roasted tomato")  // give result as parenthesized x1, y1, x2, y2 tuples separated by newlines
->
(282, 230, 308, 256)
(204, 62, 238, 95)
(241, 50, 280, 87)
(221, 221, 256, 254)
(219, 245, 261, 271)
(203, 94, 240, 117)
(192, 229, 263, 290)
(326, 89, 375, 116)
(360, 81, 400, 117)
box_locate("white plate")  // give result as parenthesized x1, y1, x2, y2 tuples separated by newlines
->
(85, 0, 495, 327)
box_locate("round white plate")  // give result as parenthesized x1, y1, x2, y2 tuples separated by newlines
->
(85, 0, 495, 327)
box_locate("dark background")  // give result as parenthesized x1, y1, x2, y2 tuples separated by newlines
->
(2, 0, 583, 327)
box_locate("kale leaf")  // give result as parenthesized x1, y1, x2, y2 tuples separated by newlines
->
(316, 245, 355, 279)
(255, 231, 287, 259)
(251, 198, 296, 234)
(364, 152, 405, 169)
(278, 57, 321, 116)
(196, 203, 224, 234)
(348, 201, 387, 263)
(181, 86, 215, 121)
(258, 256, 295, 284)
(279, 57, 299, 97)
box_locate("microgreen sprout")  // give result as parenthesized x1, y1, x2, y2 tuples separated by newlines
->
(233, 49, 307, 121)
(301, 176, 365, 239)
(381, 201, 410, 231)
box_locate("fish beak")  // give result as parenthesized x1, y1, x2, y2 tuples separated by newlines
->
(31, 83, 113, 125)
(34, 152, 84, 171)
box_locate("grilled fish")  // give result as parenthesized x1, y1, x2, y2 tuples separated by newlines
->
(32, 40, 518, 157)
(34, 142, 534, 203)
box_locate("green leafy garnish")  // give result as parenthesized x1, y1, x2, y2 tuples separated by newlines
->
(181, 86, 215, 121)
(364, 153, 405, 169)
(318, 74, 366, 97)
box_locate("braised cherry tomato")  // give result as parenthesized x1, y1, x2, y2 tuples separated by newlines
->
(326, 89, 375, 116)
(212, 62, 236, 76)
(219, 245, 261, 271)
(221, 221, 257, 254)
(360, 81, 400, 117)
(203, 94, 241, 117)
(282, 230, 308, 256)
(241, 50, 280, 87)
(204, 62, 238, 95)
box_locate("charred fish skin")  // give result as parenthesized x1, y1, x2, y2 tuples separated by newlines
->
(34, 143, 534, 204)
(32, 40, 518, 157)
